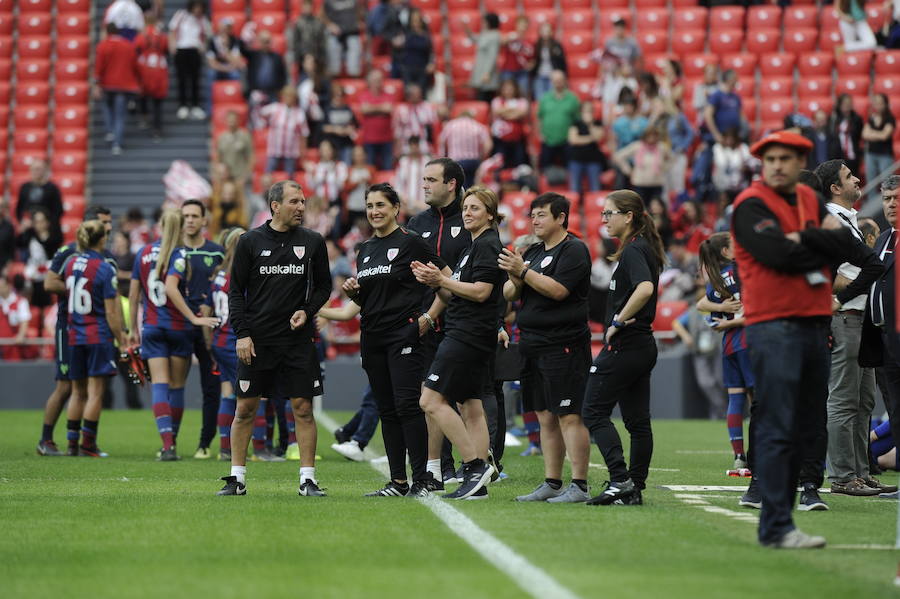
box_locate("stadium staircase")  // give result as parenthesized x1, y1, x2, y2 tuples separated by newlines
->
(89, 0, 209, 219)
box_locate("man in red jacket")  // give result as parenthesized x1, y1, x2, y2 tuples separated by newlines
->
(94, 23, 140, 155)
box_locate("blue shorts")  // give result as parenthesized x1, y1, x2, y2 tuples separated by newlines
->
(141, 325, 193, 359)
(54, 324, 71, 381)
(723, 348, 755, 390)
(211, 344, 238, 387)
(70, 343, 118, 379)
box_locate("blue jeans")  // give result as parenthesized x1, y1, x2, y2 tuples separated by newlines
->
(458, 158, 480, 187)
(342, 386, 379, 447)
(532, 75, 551, 101)
(102, 91, 129, 148)
(746, 319, 830, 545)
(500, 70, 531, 98)
(266, 156, 297, 178)
(364, 142, 393, 170)
(568, 161, 602, 193)
(865, 152, 895, 204)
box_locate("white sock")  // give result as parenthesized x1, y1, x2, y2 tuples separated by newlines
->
(427, 459, 441, 481)
(231, 465, 246, 484)
(300, 467, 316, 484)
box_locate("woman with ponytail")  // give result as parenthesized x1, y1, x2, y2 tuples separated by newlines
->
(129, 210, 219, 461)
(697, 232, 754, 474)
(62, 220, 126, 457)
(582, 190, 665, 506)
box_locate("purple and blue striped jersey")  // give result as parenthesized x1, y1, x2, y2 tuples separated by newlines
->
(131, 242, 190, 331)
(206, 270, 235, 349)
(706, 262, 747, 356)
(63, 249, 117, 345)
(50, 242, 117, 328)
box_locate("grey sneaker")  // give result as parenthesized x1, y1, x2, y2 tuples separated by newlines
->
(515, 481, 564, 502)
(764, 528, 826, 549)
(546, 482, 591, 504)
(251, 448, 286, 462)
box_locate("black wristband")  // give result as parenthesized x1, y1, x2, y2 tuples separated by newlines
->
(519, 265, 529, 279)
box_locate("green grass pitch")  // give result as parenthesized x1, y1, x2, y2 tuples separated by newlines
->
(2, 410, 898, 598)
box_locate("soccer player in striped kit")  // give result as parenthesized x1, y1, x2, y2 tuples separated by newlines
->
(129, 210, 218, 461)
(62, 220, 127, 457)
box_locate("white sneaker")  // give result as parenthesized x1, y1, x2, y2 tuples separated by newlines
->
(764, 528, 826, 549)
(190, 106, 206, 120)
(176, 106, 189, 119)
(104, 132, 114, 142)
(111, 144, 122, 155)
(331, 440, 366, 462)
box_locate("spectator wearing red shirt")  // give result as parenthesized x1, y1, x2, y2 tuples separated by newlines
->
(359, 70, 395, 170)
(490, 79, 529, 167)
(134, 13, 169, 140)
(94, 23, 141, 155)
(0, 274, 31, 361)
(674, 200, 711, 254)
(499, 16, 534, 99)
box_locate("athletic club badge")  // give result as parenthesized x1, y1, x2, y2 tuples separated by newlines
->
(422, 231, 432, 238)
(239, 380, 250, 393)
(540, 256, 553, 269)
(387, 248, 399, 261)
(451, 226, 461, 238)
(293, 246, 305, 260)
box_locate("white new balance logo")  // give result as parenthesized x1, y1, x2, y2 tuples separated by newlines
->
(260, 249, 271, 256)
(559, 399, 571, 407)
(428, 374, 440, 381)
(401, 347, 412, 354)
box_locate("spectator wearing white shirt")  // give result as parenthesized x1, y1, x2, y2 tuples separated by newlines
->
(392, 84, 440, 159)
(711, 128, 753, 202)
(104, 0, 145, 41)
(169, 0, 212, 120)
(345, 145, 375, 227)
(438, 111, 492, 186)
(306, 139, 349, 212)
(0, 275, 31, 361)
(260, 86, 309, 178)
(394, 136, 430, 215)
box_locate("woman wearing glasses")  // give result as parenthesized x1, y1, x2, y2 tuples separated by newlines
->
(582, 190, 666, 506)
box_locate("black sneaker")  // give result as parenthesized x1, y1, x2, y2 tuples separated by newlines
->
(465, 486, 489, 500)
(299, 479, 327, 497)
(613, 488, 643, 505)
(443, 465, 464, 485)
(425, 475, 444, 492)
(334, 427, 351, 444)
(407, 479, 432, 498)
(487, 450, 500, 483)
(66, 443, 78, 456)
(739, 478, 762, 509)
(797, 483, 829, 511)
(447, 460, 492, 499)
(586, 479, 635, 506)
(158, 447, 179, 462)
(217, 476, 246, 496)
(365, 480, 410, 497)
(36, 440, 63, 456)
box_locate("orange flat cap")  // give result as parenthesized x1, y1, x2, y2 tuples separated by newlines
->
(749, 130, 814, 158)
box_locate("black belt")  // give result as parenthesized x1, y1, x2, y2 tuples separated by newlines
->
(839, 309, 864, 316)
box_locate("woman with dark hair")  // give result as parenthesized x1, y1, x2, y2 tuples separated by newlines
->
(468, 13, 502, 102)
(658, 59, 683, 112)
(582, 189, 665, 506)
(568, 101, 607, 193)
(531, 22, 566, 100)
(394, 9, 434, 89)
(830, 93, 864, 174)
(341, 183, 448, 497)
(863, 93, 896, 202)
(647, 197, 673, 249)
(16, 207, 62, 321)
(168, 0, 212, 120)
(490, 78, 529, 167)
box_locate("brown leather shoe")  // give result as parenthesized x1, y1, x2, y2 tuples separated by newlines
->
(862, 477, 899, 494)
(830, 478, 880, 496)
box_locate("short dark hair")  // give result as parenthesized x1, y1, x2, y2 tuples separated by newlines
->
(798, 169, 823, 195)
(106, 22, 118, 35)
(84, 205, 111, 221)
(484, 12, 500, 29)
(267, 180, 302, 215)
(813, 159, 845, 198)
(530, 193, 570, 228)
(366, 182, 401, 207)
(426, 158, 465, 203)
(182, 198, 207, 217)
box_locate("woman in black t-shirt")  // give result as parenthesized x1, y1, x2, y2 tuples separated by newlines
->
(567, 101, 607, 194)
(340, 183, 447, 497)
(582, 189, 666, 507)
(862, 93, 896, 204)
(412, 187, 506, 500)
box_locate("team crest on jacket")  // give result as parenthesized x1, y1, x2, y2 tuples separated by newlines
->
(422, 231, 431, 238)
(451, 226, 461, 238)
(540, 256, 553, 268)
(387, 248, 399, 261)
(293, 246, 305, 260)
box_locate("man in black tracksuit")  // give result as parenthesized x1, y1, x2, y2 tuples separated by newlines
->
(217, 181, 332, 497)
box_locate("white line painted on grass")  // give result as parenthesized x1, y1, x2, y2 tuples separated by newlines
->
(589, 462, 680, 472)
(829, 544, 895, 551)
(660, 485, 833, 494)
(317, 410, 581, 599)
(675, 450, 734, 455)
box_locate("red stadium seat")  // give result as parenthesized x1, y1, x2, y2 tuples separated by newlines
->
(0, 82, 9, 104)
(212, 104, 248, 129)
(411, 0, 441, 10)
(57, 174, 85, 197)
(759, 77, 792, 97)
(635, 9, 669, 32)
(798, 97, 834, 118)
(450, 36, 476, 57)
(747, 5, 782, 30)
(597, 0, 629, 7)
(746, 29, 779, 55)
(51, 152, 87, 174)
(583, 191, 611, 216)
(837, 50, 874, 75)
(451, 101, 489, 124)
(710, 30, 744, 56)
(448, 11, 481, 35)
(672, 0, 699, 5)
(636, 31, 667, 55)
(654, 301, 689, 337)
(867, 4, 888, 31)
(568, 55, 599, 79)
(13, 130, 49, 152)
(211, 0, 246, 12)
(15, 82, 50, 105)
(57, 14, 91, 36)
(60, 214, 81, 244)
(447, 0, 479, 8)
(16, 59, 50, 81)
(382, 78, 404, 101)
(54, 106, 89, 129)
(0, 104, 8, 127)
(873, 76, 900, 96)
(875, 50, 900, 74)
(254, 12, 287, 35)
(635, 0, 666, 7)
(17, 36, 52, 59)
(251, 0, 284, 11)
(19, 13, 52, 35)
(835, 76, 871, 97)
(11, 152, 46, 174)
(597, 11, 631, 37)
(508, 215, 531, 238)
(54, 129, 89, 152)
(0, 37, 11, 60)
(13, 106, 48, 129)
(522, 0, 554, 7)
(560, 10, 595, 33)
(759, 52, 796, 76)
(18, 0, 51, 12)
(502, 191, 537, 215)
(672, 31, 705, 57)
(0, 14, 12, 35)
(484, 0, 516, 11)
(819, 28, 844, 52)
(711, 6, 746, 30)
(562, 33, 595, 56)
(57, 36, 91, 60)
(569, 78, 595, 101)
(644, 53, 672, 75)
(528, 9, 558, 31)
(212, 80, 244, 104)
(63, 196, 86, 219)
(55, 59, 89, 82)
(733, 78, 755, 102)
(783, 5, 818, 29)
(682, 53, 718, 77)
(797, 52, 834, 76)
(57, 0, 89, 10)
(451, 58, 475, 85)
(673, 7, 708, 31)
(783, 28, 817, 55)
(850, 96, 870, 116)
(820, 6, 841, 29)
(720, 53, 757, 76)
(797, 77, 833, 99)
(563, 0, 593, 7)
(213, 12, 247, 32)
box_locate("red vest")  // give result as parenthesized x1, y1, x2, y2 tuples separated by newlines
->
(732, 180, 833, 325)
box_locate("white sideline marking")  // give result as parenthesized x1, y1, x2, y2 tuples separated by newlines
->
(317, 411, 581, 599)
(589, 463, 680, 473)
(829, 544, 895, 551)
(676, 450, 734, 455)
(660, 485, 832, 494)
